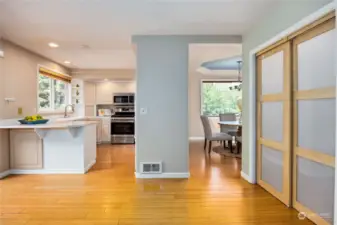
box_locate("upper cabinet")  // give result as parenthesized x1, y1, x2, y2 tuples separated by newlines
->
(84, 82, 96, 105)
(96, 81, 135, 104)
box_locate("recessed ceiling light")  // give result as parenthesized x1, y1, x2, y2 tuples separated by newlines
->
(48, 42, 59, 48)
(81, 44, 90, 49)
(64, 61, 71, 64)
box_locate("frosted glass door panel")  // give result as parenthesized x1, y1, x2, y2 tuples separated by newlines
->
(298, 29, 336, 90)
(261, 146, 283, 192)
(297, 156, 334, 223)
(261, 51, 284, 95)
(262, 102, 283, 142)
(298, 99, 335, 156)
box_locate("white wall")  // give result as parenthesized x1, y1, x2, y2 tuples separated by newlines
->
(132, 35, 242, 176)
(188, 44, 242, 138)
(242, 0, 332, 177)
(1, 40, 69, 118)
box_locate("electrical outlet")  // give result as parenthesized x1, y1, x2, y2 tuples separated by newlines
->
(18, 107, 23, 115)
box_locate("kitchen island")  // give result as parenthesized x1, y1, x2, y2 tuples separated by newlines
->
(0, 119, 97, 178)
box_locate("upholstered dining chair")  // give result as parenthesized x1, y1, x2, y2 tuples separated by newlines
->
(219, 113, 237, 136)
(200, 115, 233, 154)
(236, 136, 242, 154)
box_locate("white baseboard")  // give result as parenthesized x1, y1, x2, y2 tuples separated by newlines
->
(85, 160, 96, 173)
(135, 172, 190, 179)
(0, 170, 10, 179)
(10, 169, 86, 174)
(1, 160, 96, 176)
(189, 137, 204, 141)
(241, 171, 255, 184)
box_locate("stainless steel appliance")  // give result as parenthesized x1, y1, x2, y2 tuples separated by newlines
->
(113, 93, 135, 106)
(111, 106, 135, 144)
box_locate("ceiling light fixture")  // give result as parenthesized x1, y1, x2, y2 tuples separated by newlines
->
(64, 61, 71, 64)
(81, 44, 90, 49)
(48, 42, 59, 48)
(104, 78, 109, 82)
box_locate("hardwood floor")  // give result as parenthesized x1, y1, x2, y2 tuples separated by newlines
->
(0, 141, 312, 225)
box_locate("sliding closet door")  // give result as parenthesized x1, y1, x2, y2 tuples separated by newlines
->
(256, 42, 291, 206)
(292, 17, 335, 225)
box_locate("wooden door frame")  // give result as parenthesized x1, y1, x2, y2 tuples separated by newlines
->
(291, 16, 336, 225)
(245, 3, 335, 185)
(256, 42, 291, 206)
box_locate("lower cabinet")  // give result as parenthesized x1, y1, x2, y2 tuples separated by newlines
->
(10, 129, 43, 169)
(0, 130, 9, 173)
(101, 118, 111, 143)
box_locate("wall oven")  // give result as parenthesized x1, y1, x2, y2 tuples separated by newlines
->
(111, 111, 135, 144)
(113, 93, 134, 105)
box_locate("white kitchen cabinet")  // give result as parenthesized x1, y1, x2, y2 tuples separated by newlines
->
(85, 106, 95, 117)
(10, 129, 42, 169)
(95, 81, 135, 104)
(84, 82, 96, 105)
(0, 130, 9, 173)
(95, 118, 102, 144)
(101, 117, 111, 143)
(75, 118, 102, 144)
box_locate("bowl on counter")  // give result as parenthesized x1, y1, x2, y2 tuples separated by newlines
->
(18, 119, 49, 125)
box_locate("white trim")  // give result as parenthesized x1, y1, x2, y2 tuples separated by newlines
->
(246, 2, 335, 184)
(241, 171, 254, 184)
(10, 169, 86, 175)
(0, 160, 96, 176)
(135, 172, 190, 179)
(0, 170, 10, 179)
(85, 160, 96, 173)
(189, 136, 204, 141)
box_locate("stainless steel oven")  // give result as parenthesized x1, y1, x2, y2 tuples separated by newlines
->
(113, 93, 134, 106)
(111, 110, 135, 144)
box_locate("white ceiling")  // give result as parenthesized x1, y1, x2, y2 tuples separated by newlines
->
(0, 0, 281, 69)
(189, 43, 242, 77)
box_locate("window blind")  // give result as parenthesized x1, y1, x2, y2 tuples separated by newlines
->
(39, 67, 71, 83)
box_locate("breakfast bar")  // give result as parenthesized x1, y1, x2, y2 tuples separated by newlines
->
(0, 119, 98, 178)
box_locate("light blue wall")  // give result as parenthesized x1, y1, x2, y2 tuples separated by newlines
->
(242, 0, 332, 176)
(133, 35, 241, 175)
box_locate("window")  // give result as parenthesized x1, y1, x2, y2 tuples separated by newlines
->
(38, 67, 70, 112)
(201, 81, 242, 116)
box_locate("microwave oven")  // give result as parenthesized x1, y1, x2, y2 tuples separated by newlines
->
(113, 93, 135, 105)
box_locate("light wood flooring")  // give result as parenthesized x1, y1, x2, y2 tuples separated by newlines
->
(0, 141, 312, 225)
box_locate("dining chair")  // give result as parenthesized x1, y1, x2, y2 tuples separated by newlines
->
(200, 115, 232, 154)
(236, 136, 242, 154)
(219, 113, 238, 151)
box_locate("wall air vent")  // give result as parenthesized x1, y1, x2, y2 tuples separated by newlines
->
(140, 162, 162, 174)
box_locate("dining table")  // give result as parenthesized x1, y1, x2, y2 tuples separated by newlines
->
(218, 120, 242, 154)
(218, 121, 242, 136)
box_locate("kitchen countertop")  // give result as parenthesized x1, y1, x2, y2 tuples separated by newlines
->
(0, 119, 98, 129)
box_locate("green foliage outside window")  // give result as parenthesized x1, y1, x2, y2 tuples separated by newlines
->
(202, 82, 242, 116)
(38, 74, 68, 111)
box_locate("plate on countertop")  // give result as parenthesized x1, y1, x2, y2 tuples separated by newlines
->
(18, 119, 49, 125)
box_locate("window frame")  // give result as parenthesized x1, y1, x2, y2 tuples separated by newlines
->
(37, 65, 71, 114)
(200, 79, 242, 117)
